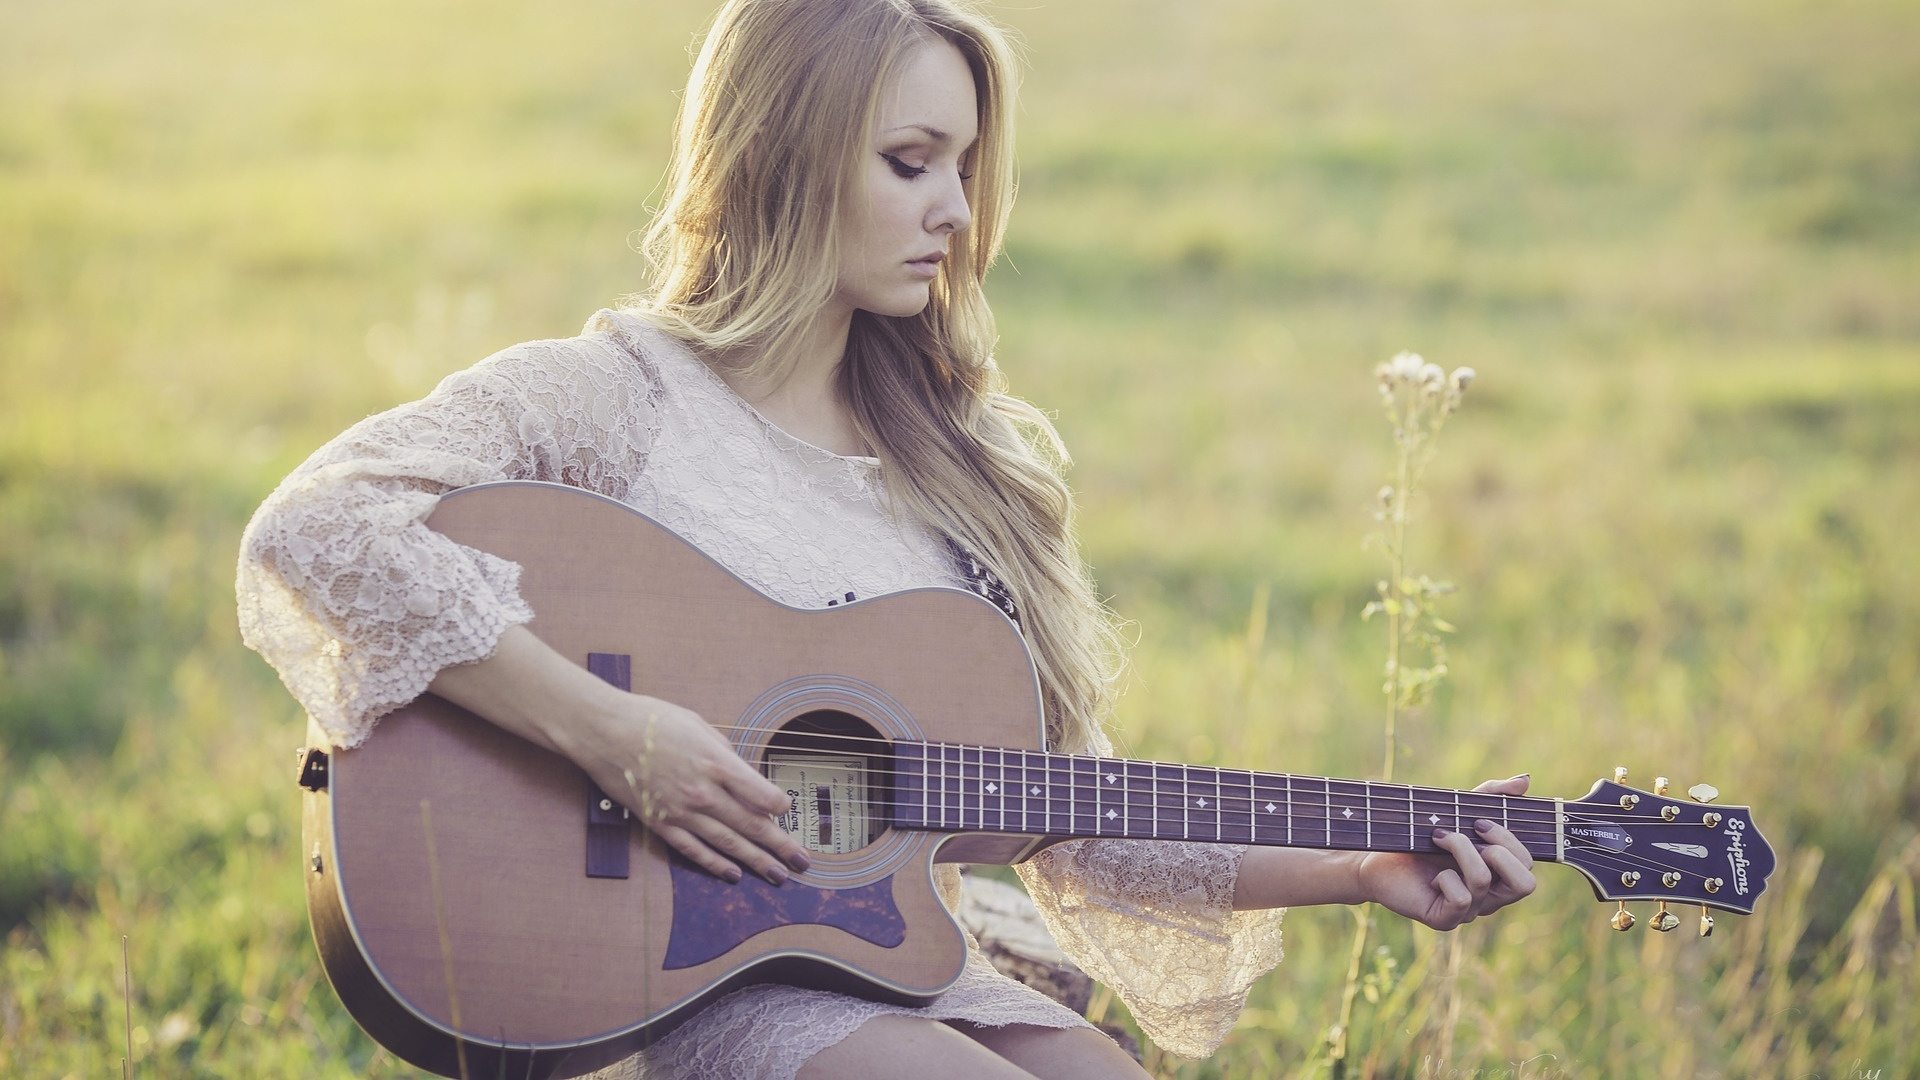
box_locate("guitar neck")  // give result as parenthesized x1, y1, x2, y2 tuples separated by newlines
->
(891, 741, 1562, 862)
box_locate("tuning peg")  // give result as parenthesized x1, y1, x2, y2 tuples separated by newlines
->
(1610, 902, 1635, 931)
(1698, 906, 1714, 938)
(1651, 901, 1680, 933)
(1613, 766, 1629, 785)
(1688, 783, 1719, 804)
(1653, 776, 1671, 796)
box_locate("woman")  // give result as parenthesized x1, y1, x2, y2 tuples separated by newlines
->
(236, 1, 1537, 1076)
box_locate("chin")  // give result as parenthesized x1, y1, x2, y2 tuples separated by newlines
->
(860, 287, 934, 319)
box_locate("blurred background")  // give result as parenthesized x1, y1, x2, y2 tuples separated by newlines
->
(2, 0, 1915, 1075)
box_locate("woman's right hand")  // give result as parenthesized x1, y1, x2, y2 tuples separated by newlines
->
(563, 691, 813, 886)
(427, 626, 812, 887)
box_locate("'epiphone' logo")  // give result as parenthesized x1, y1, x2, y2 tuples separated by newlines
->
(1724, 818, 1751, 896)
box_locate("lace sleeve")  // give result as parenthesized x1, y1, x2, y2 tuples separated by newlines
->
(1013, 726, 1288, 1059)
(235, 329, 659, 748)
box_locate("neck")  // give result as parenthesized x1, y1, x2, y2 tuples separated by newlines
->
(891, 741, 1562, 862)
(719, 303, 855, 412)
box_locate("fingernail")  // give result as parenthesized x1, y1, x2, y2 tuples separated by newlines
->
(724, 867, 743, 884)
(788, 852, 812, 872)
(1475, 818, 1495, 833)
(764, 866, 788, 886)
(1511, 773, 1529, 782)
(1431, 827, 1450, 842)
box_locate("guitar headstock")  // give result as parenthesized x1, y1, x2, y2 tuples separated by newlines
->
(1559, 767, 1776, 936)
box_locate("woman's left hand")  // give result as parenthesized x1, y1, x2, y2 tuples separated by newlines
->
(1355, 774, 1537, 931)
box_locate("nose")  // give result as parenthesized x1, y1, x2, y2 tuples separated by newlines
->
(927, 169, 971, 237)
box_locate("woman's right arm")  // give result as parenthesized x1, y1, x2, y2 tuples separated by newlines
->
(428, 625, 809, 885)
(237, 329, 805, 884)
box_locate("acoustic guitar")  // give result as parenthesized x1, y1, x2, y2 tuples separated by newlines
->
(292, 480, 1775, 1078)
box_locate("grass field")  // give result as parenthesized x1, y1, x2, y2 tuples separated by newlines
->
(3, 0, 1917, 1075)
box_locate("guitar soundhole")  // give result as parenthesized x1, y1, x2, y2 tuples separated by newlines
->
(764, 710, 893, 855)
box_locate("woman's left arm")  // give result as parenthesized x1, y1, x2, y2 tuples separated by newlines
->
(1232, 774, 1540, 930)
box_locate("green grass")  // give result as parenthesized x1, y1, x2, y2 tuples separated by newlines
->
(3, 0, 1916, 1075)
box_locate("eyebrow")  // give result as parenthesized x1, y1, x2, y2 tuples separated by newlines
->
(886, 124, 979, 148)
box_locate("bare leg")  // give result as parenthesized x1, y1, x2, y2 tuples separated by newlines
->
(950, 1021, 1153, 1080)
(795, 1014, 1040, 1079)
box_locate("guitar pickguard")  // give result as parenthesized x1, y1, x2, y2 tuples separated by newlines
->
(663, 856, 908, 970)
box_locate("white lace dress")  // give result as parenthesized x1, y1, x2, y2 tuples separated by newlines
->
(236, 308, 1288, 1077)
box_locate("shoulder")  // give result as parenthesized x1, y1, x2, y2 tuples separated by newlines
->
(438, 307, 675, 408)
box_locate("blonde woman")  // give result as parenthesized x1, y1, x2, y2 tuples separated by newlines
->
(237, 1, 1538, 1076)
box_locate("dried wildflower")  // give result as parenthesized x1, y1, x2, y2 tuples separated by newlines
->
(1334, 350, 1480, 1072)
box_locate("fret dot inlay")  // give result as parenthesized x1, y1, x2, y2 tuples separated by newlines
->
(1029, 786, 1041, 796)
(1342, 807, 1354, 819)
(1264, 803, 1277, 813)
(1105, 809, 1118, 820)
(1105, 773, 1118, 785)
(1428, 813, 1440, 824)
(1196, 797, 1208, 807)
(985, 782, 997, 794)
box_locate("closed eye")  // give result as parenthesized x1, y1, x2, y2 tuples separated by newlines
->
(881, 152, 974, 182)
(880, 153, 925, 179)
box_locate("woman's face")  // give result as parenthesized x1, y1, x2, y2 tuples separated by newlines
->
(836, 37, 978, 319)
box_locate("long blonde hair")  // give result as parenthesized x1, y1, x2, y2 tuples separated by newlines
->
(622, 0, 1126, 754)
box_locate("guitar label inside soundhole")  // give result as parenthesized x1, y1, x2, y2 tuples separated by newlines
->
(767, 752, 875, 854)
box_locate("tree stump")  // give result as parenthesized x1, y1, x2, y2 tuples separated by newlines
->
(957, 869, 1143, 1062)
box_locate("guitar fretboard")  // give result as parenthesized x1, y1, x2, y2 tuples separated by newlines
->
(891, 742, 1559, 861)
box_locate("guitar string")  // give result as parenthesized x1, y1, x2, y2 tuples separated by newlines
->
(748, 795, 1725, 887)
(702, 758, 1731, 873)
(750, 786, 1723, 878)
(706, 744, 1733, 830)
(654, 720, 1733, 826)
(583, 721, 1734, 891)
(735, 762, 1728, 833)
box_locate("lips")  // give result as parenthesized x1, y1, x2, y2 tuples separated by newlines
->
(907, 252, 945, 265)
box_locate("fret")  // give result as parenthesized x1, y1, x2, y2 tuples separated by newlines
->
(895, 742, 921, 829)
(1364, 780, 1372, 851)
(1458, 789, 1512, 848)
(1512, 797, 1555, 861)
(1029, 750, 1053, 834)
(1152, 763, 1184, 842)
(1013, 749, 1029, 833)
(998, 745, 1013, 826)
(915, 742, 930, 830)
(959, 746, 980, 831)
(978, 748, 995, 832)
(1184, 766, 1222, 843)
(1122, 760, 1155, 839)
(1069, 756, 1098, 837)
(1180, 764, 1191, 840)
(1328, 778, 1368, 850)
(1375, 783, 1414, 851)
(1047, 754, 1072, 837)
(1250, 772, 1285, 846)
(1218, 768, 1254, 845)
(1025, 750, 1045, 834)
(927, 743, 941, 830)
(940, 743, 957, 830)
(1150, 762, 1162, 839)
(1245, 770, 1259, 845)
(1098, 757, 1113, 834)
(1098, 759, 1124, 836)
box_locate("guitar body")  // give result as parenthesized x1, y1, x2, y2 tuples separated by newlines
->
(302, 481, 1053, 1078)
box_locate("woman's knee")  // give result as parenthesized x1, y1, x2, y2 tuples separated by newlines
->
(795, 1013, 1037, 1079)
(951, 1022, 1152, 1080)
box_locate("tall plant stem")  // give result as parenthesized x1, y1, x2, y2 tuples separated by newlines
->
(1330, 447, 1412, 1076)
